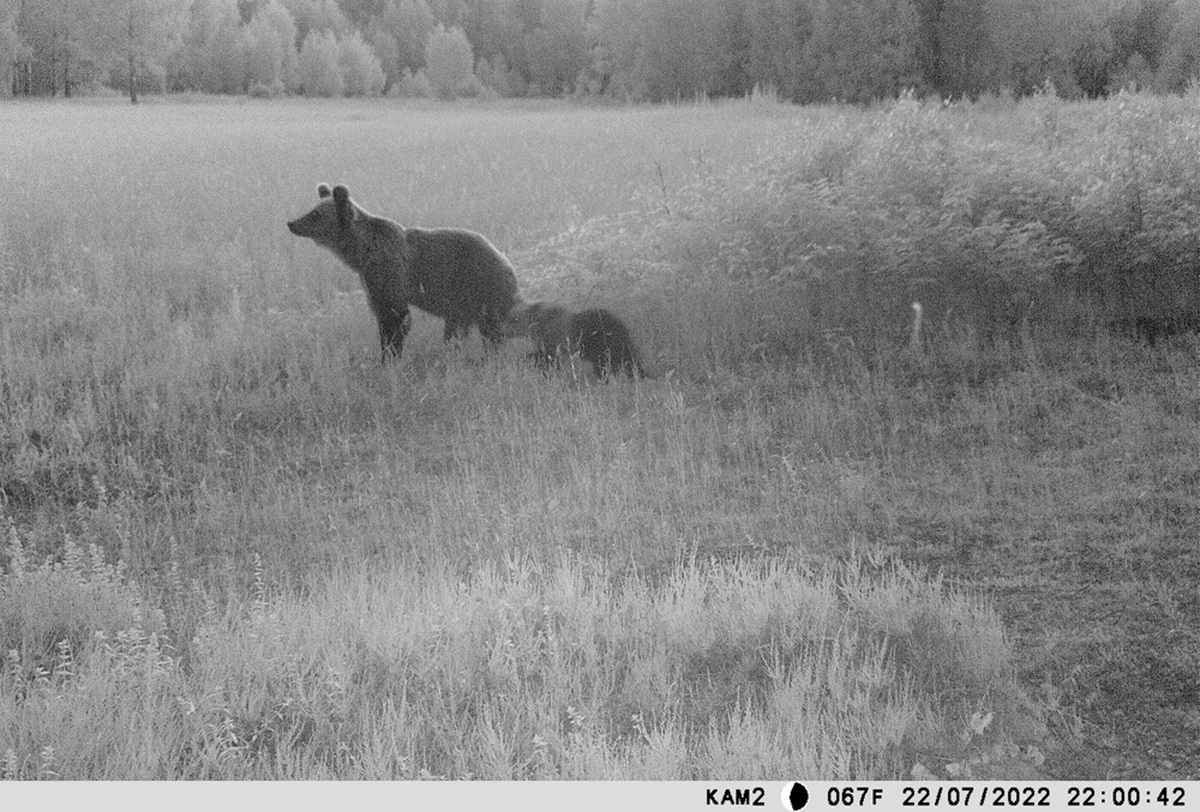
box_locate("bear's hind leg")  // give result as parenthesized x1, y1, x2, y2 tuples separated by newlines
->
(528, 343, 558, 375)
(478, 306, 507, 350)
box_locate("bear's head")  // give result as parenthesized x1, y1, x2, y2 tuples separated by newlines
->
(501, 298, 538, 338)
(287, 183, 357, 250)
(504, 301, 572, 344)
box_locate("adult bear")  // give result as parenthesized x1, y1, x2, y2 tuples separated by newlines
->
(507, 301, 650, 380)
(288, 183, 521, 363)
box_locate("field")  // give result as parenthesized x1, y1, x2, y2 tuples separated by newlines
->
(1, 92, 1199, 780)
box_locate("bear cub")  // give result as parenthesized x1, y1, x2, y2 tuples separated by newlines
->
(507, 301, 650, 380)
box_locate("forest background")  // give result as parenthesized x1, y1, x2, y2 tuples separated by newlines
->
(3, 0, 1200, 105)
(5, 0, 1200, 784)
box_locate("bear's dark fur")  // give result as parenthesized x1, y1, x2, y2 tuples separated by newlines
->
(507, 301, 650, 379)
(288, 183, 521, 362)
(1110, 314, 1200, 345)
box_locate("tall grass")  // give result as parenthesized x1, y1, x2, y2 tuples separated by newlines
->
(3, 525, 1022, 779)
(562, 88, 1200, 360)
(4, 93, 1199, 779)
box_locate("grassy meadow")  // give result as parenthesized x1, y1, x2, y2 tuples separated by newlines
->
(1, 92, 1199, 780)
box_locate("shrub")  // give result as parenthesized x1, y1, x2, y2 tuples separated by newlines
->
(298, 29, 344, 97)
(247, 79, 284, 98)
(391, 67, 433, 98)
(424, 25, 476, 100)
(339, 31, 386, 97)
(242, 0, 301, 93)
(475, 54, 526, 98)
(1, 521, 165, 684)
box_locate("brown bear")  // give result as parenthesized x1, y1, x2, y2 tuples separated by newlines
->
(507, 301, 650, 379)
(288, 183, 521, 362)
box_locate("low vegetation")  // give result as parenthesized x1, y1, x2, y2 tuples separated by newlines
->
(1, 91, 1198, 779)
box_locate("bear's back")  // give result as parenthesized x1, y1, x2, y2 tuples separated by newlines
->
(404, 228, 519, 303)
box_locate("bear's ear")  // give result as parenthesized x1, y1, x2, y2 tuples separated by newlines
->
(332, 185, 353, 229)
(317, 183, 331, 199)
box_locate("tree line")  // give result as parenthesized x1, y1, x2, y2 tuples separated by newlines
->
(2, 0, 1199, 103)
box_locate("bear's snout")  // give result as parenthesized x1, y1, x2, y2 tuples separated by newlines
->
(287, 220, 302, 235)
